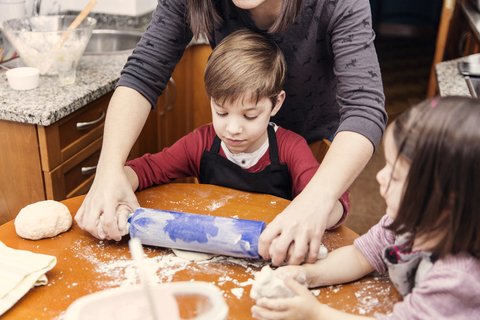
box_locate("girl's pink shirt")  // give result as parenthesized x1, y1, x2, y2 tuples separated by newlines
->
(354, 215, 480, 319)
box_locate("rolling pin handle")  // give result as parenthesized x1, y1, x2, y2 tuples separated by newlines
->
(125, 213, 134, 234)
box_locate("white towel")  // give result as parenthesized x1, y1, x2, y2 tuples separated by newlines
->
(0, 241, 56, 316)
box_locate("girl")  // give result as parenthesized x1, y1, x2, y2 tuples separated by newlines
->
(251, 96, 480, 319)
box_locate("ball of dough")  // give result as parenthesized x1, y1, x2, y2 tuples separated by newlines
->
(15, 200, 72, 240)
(250, 265, 296, 300)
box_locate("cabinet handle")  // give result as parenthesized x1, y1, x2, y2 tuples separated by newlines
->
(159, 85, 171, 116)
(81, 166, 97, 175)
(166, 77, 177, 113)
(160, 77, 176, 116)
(76, 111, 106, 130)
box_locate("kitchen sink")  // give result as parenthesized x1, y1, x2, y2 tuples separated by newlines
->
(84, 29, 143, 55)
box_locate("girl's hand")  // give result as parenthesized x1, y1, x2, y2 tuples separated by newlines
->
(274, 266, 308, 286)
(251, 277, 322, 320)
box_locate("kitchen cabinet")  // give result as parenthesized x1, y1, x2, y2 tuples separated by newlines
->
(158, 44, 212, 150)
(0, 93, 107, 225)
(156, 44, 212, 183)
(0, 44, 212, 225)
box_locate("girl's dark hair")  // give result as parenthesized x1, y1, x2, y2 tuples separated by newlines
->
(387, 97, 480, 259)
(186, 0, 303, 41)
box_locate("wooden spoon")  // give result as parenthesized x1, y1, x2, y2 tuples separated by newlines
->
(51, 0, 97, 51)
(38, 0, 97, 75)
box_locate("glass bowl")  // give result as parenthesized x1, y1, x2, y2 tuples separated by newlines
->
(1, 15, 96, 75)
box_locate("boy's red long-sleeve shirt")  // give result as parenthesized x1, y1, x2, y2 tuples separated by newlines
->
(126, 124, 350, 228)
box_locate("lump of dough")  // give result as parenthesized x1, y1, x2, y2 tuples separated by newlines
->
(172, 248, 217, 261)
(250, 265, 296, 300)
(15, 200, 72, 240)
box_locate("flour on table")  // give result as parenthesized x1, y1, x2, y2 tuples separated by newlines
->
(231, 288, 244, 299)
(15, 200, 72, 240)
(172, 248, 218, 261)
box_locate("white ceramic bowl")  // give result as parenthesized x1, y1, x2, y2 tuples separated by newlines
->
(6, 67, 40, 90)
(63, 282, 229, 320)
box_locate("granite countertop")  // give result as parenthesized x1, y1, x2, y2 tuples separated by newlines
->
(0, 53, 129, 126)
(435, 53, 480, 97)
(436, 56, 471, 97)
(0, 11, 208, 127)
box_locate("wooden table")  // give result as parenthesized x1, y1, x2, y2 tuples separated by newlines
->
(0, 184, 401, 319)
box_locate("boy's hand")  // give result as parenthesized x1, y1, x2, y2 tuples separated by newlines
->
(251, 276, 322, 320)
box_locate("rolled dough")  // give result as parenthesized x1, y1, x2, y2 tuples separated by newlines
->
(172, 248, 217, 261)
(15, 200, 72, 240)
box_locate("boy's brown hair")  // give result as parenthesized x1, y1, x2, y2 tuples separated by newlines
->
(204, 29, 287, 108)
(388, 96, 480, 259)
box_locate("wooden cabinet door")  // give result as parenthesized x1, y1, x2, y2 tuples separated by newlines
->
(158, 44, 212, 150)
(191, 44, 213, 129)
(0, 121, 45, 225)
(129, 109, 160, 160)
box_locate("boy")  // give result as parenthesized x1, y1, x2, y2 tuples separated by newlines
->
(123, 29, 349, 233)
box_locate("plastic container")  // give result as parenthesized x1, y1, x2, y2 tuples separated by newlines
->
(63, 281, 229, 320)
(0, 15, 96, 75)
(5, 66, 39, 90)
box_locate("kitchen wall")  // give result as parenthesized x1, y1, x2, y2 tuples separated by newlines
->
(40, 0, 157, 16)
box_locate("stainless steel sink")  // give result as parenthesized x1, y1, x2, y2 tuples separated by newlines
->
(84, 29, 143, 55)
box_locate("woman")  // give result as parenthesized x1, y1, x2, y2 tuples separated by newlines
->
(75, 0, 387, 266)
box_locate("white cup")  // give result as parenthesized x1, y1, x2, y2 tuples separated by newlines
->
(6, 67, 39, 90)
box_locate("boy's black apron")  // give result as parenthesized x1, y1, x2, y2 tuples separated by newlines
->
(199, 125, 292, 200)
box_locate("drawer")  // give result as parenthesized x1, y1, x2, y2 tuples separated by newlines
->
(44, 137, 102, 200)
(37, 92, 112, 172)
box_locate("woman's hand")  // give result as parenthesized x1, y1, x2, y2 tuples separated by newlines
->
(259, 132, 373, 266)
(251, 276, 323, 320)
(260, 188, 336, 265)
(75, 166, 139, 241)
(75, 86, 150, 241)
(97, 204, 135, 240)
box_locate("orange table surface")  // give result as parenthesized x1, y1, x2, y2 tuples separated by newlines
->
(0, 183, 401, 319)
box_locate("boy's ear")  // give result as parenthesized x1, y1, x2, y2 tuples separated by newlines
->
(270, 90, 286, 117)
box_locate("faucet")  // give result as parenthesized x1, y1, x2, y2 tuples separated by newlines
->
(32, 0, 41, 16)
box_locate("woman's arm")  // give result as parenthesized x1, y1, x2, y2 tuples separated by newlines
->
(259, 131, 373, 265)
(75, 86, 150, 240)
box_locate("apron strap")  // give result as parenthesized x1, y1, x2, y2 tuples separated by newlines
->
(267, 125, 280, 165)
